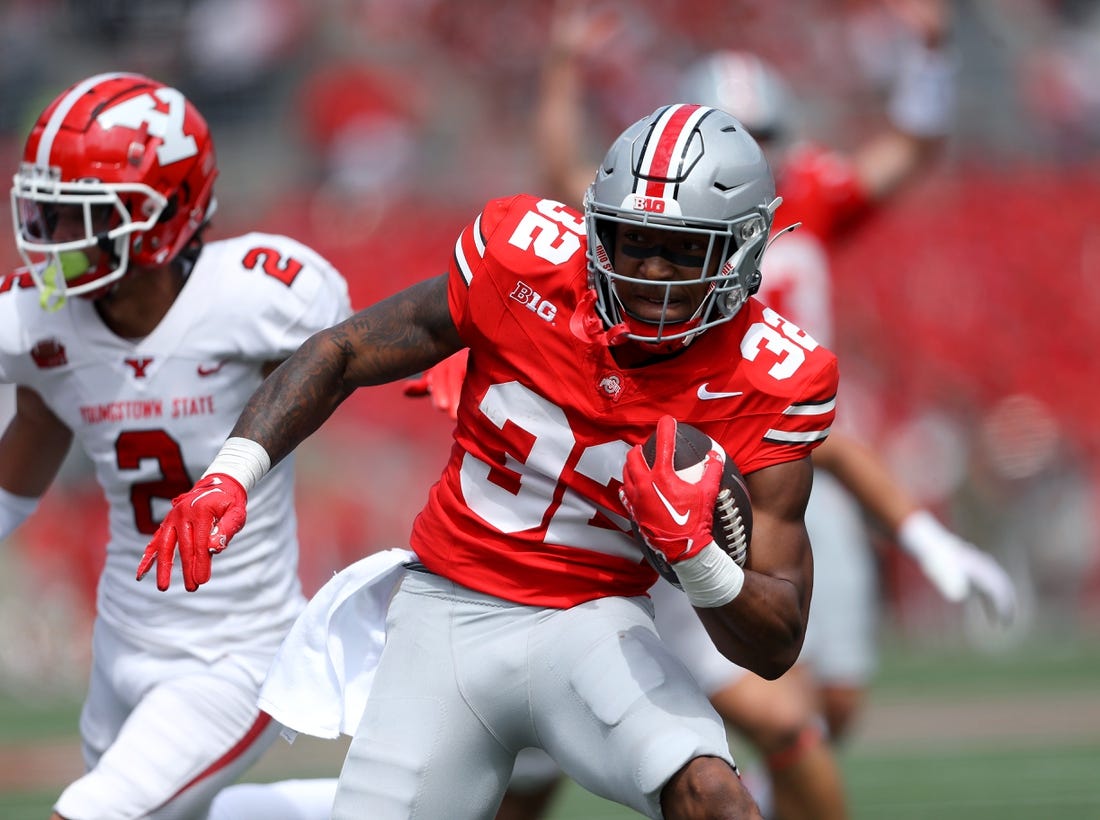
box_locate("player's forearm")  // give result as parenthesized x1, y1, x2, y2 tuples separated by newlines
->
(856, 0, 955, 201)
(690, 460, 813, 676)
(694, 575, 807, 679)
(813, 433, 917, 533)
(536, 51, 587, 204)
(0, 386, 73, 497)
(229, 330, 353, 468)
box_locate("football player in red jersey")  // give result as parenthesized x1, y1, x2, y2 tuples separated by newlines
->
(140, 103, 838, 819)
(481, 3, 1015, 819)
(0, 73, 351, 819)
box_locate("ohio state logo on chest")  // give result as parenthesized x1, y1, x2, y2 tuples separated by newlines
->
(509, 281, 557, 322)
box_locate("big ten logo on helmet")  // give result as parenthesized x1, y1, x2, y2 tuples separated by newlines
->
(509, 281, 558, 322)
(627, 195, 683, 216)
(629, 195, 666, 214)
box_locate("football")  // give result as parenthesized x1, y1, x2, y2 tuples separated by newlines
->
(633, 422, 753, 588)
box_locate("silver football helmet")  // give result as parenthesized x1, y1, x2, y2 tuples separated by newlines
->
(584, 103, 779, 349)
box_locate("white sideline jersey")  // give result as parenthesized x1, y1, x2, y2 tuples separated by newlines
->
(0, 232, 351, 657)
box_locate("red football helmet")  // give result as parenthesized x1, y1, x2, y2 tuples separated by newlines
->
(10, 72, 218, 306)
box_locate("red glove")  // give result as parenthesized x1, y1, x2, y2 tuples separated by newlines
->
(136, 473, 247, 592)
(619, 416, 723, 564)
(402, 349, 468, 421)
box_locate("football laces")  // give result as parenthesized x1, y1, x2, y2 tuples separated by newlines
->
(714, 488, 749, 567)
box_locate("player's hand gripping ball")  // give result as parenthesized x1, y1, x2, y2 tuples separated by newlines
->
(629, 420, 753, 588)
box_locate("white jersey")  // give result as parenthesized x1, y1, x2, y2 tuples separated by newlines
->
(0, 232, 351, 658)
(756, 231, 833, 349)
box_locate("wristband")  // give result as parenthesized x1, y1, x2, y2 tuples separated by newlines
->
(887, 43, 957, 138)
(0, 487, 40, 541)
(201, 436, 271, 492)
(674, 541, 746, 608)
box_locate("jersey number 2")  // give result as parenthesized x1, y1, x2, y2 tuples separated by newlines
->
(116, 430, 193, 534)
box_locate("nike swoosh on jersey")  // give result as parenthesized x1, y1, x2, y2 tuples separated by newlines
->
(697, 384, 745, 400)
(197, 362, 225, 376)
(653, 484, 690, 526)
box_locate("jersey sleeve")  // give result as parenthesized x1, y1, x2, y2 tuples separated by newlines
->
(0, 270, 56, 384)
(446, 195, 524, 343)
(0, 278, 24, 383)
(219, 233, 352, 361)
(738, 365, 837, 475)
(726, 305, 840, 475)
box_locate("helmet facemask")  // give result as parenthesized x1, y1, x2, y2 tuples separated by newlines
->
(586, 199, 773, 350)
(12, 163, 170, 310)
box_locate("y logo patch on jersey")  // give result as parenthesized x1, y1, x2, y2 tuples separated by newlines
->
(124, 357, 154, 378)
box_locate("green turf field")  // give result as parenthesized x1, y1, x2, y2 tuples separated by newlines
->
(2, 634, 1098, 819)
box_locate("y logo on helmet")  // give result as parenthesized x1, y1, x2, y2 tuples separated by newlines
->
(96, 87, 198, 165)
(510, 281, 558, 322)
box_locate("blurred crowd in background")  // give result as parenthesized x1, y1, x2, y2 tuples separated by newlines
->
(2, 0, 1100, 692)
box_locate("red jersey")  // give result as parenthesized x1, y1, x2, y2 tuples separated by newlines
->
(410, 194, 839, 607)
(779, 142, 869, 240)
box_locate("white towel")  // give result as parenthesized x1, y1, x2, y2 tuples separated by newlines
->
(258, 547, 414, 739)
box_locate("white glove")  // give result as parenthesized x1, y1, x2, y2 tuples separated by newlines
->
(897, 510, 1017, 624)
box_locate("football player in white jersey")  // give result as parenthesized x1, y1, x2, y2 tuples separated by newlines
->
(140, 103, 840, 819)
(0, 73, 351, 819)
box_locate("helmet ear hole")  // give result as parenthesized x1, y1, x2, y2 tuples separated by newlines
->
(159, 192, 179, 224)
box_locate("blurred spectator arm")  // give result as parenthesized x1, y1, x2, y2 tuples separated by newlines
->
(534, 1, 620, 205)
(853, 0, 957, 201)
